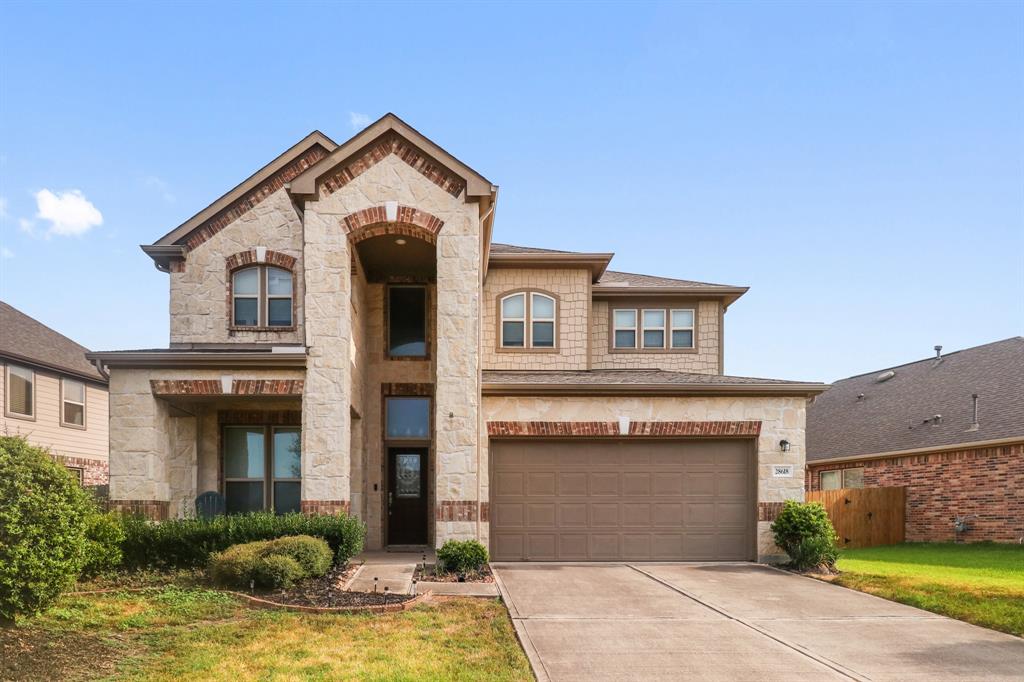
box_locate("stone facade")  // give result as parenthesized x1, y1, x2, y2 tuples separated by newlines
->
(807, 441, 1024, 543)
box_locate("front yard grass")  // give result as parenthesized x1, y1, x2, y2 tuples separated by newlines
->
(835, 542, 1024, 636)
(1, 587, 532, 681)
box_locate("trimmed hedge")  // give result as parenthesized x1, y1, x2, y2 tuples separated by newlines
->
(209, 535, 332, 589)
(81, 511, 126, 577)
(120, 511, 365, 570)
(437, 539, 489, 574)
(0, 436, 95, 620)
(770, 500, 839, 571)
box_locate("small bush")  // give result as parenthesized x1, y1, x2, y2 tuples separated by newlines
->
(121, 511, 365, 570)
(81, 511, 126, 577)
(209, 535, 332, 590)
(0, 436, 95, 620)
(771, 500, 839, 571)
(437, 539, 489, 574)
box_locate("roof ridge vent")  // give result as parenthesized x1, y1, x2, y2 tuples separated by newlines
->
(876, 370, 896, 382)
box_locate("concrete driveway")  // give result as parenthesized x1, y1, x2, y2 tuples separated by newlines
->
(492, 563, 1024, 682)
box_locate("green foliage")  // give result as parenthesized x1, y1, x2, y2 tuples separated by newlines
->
(208, 535, 332, 590)
(771, 500, 839, 570)
(436, 539, 489, 574)
(81, 511, 126, 577)
(0, 436, 95, 620)
(120, 511, 365, 570)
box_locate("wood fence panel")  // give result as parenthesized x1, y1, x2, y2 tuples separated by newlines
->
(806, 487, 906, 549)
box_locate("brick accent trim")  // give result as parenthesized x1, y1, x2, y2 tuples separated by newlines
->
(300, 500, 350, 516)
(321, 133, 465, 198)
(110, 500, 170, 520)
(341, 205, 445, 247)
(225, 249, 297, 272)
(53, 454, 109, 487)
(486, 420, 762, 438)
(758, 502, 785, 522)
(183, 145, 329, 251)
(381, 382, 434, 397)
(436, 500, 480, 522)
(150, 379, 304, 396)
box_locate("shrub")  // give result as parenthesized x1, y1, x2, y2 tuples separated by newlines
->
(771, 500, 839, 571)
(121, 511, 365, 570)
(208, 535, 332, 590)
(0, 436, 94, 620)
(81, 511, 126, 577)
(437, 539, 489, 574)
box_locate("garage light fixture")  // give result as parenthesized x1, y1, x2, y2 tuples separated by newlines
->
(779, 439, 791, 452)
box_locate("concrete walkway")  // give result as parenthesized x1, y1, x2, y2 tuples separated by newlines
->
(493, 562, 1024, 682)
(346, 551, 498, 597)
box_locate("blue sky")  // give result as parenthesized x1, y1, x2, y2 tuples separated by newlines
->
(0, 1, 1021, 382)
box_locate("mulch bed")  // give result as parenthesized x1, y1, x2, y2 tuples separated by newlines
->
(414, 564, 494, 584)
(258, 564, 414, 608)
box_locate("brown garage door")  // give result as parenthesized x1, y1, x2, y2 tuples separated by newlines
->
(490, 439, 754, 561)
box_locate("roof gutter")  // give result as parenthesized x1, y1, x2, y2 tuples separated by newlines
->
(488, 252, 614, 282)
(141, 244, 186, 272)
(482, 382, 829, 398)
(593, 286, 750, 307)
(0, 351, 108, 385)
(806, 435, 1024, 466)
(85, 350, 307, 370)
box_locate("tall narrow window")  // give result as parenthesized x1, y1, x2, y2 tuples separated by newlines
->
(500, 294, 526, 348)
(531, 293, 556, 348)
(670, 309, 695, 349)
(272, 428, 301, 514)
(388, 286, 427, 357)
(231, 265, 294, 328)
(266, 267, 293, 327)
(61, 378, 86, 427)
(612, 309, 637, 349)
(642, 309, 666, 348)
(5, 364, 34, 418)
(232, 268, 259, 327)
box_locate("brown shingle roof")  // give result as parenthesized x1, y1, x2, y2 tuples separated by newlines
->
(807, 337, 1024, 461)
(596, 270, 741, 289)
(0, 301, 106, 382)
(489, 243, 575, 255)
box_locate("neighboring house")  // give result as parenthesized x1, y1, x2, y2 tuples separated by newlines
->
(807, 338, 1024, 543)
(88, 114, 826, 562)
(1, 301, 110, 485)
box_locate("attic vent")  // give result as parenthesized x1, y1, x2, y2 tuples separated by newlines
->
(876, 370, 896, 382)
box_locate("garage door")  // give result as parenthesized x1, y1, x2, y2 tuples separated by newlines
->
(490, 439, 754, 561)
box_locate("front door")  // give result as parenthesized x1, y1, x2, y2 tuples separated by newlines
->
(387, 447, 428, 545)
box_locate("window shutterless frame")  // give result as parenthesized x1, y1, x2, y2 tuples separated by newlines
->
(669, 308, 695, 349)
(230, 265, 294, 329)
(498, 290, 559, 351)
(610, 304, 700, 353)
(60, 377, 86, 429)
(386, 284, 428, 359)
(265, 267, 293, 327)
(4, 363, 35, 420)
(499, 293, 526, 348)
(222, 425, 302, 514)
(612, 309, 638, 349)
(641, 309, 666, 349)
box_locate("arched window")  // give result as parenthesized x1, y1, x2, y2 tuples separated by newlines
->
(231, 266, 293, 328)
(500, 291, 557, 349)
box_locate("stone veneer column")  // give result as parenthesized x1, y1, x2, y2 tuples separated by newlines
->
(300, 205, 351, 513)
(433, 218, 482, 545)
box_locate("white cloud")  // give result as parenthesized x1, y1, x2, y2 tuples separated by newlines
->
(33, 189, 103, 237)
(142, 175, 175, 203)
(1, 246, 13, 259)
(18, 218, 35, 234)
(349, 112, 372, 130)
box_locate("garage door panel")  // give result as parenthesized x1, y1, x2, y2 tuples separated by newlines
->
(490, 440, 753, 562)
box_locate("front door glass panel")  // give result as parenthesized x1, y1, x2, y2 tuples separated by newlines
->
(395, 453, 421, 498)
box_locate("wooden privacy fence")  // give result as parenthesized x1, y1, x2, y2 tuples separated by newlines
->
(806, 487, 906, 548)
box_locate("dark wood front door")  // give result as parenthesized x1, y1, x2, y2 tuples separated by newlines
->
(387, 447, 428, 545)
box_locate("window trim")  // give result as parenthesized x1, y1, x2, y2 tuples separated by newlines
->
(669, 308, 696, 349)
(609, 304, 700, 354)
(641, 309, 666, 349)
(264, 266, 294, 328)
(384, 396, 433, 442)
(60, 377, 87, 430)
(222, 424, 302, 514)
(497, 289, 560, 352)
(227, 264, 296, 332)
(385, 283, 430, 361)
(4, 363, 36, 421)
(819, 467, 865, 490)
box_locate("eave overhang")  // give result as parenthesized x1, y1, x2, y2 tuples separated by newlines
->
(85, 350, 307, 371)
(592, 285, 749, 307)
(481, 382, 829, 398)
(806, 435, 1024, 467)
(0, 351, 108, 385)
(488, 252, 614, 283)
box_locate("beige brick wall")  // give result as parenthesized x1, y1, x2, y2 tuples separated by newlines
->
(169, 187, 304, 346)
(482, 267, 590, 370)
(590, 299, 721, 373)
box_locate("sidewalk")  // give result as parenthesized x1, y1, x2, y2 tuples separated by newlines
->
(346, 550, 498, 597)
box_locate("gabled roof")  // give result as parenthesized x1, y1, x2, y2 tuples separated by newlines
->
(807, 337, 1024, 462)
(0, 301, 106, 382)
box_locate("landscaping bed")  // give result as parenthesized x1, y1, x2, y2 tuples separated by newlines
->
(415, 563, 495, 583)
(257, 563, 415, 608)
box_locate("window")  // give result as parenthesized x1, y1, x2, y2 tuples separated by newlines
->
(612, 309, 637, 349)
(5, 364, 34, 418)
(388, 286, 427, 357)
(223, 425, 301, 514)
(386, 397, 430, 439)
(499, 291, 557, 349)
(66, 467, 84, 485)
(231, 266, 293, 328)
(612, 307, 696, 351)
(61, 378, 86, 427)
(820, 468, 865, 490)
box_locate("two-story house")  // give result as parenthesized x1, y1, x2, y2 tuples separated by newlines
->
(2, 301, 110, 486)
(90, 114, 825, 562)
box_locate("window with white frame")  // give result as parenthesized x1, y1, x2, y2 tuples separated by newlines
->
(670, 309, 695, 348)
(5, 364, 34, 418)
(641, 309, 666, 348)
(612, 307, 696, 350)
(820, 468, 865, 490)
(612, 309, 638, 348)
(231, 266, 293, 328)
(61, 378, 86, 427)
(500, 292, 557, 349)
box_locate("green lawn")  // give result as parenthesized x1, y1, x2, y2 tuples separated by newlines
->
(1, 587, 533, 681)
(835, 542, 1024, 636)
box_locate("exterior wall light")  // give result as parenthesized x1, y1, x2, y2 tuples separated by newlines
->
(779, 439, 791, 452)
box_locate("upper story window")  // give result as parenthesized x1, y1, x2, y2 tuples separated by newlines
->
(500, 291, 557, 349)
(231, 266, 293, 328)
(61, 378, 86, 428)
(5, 364, 34, 419)
(388, 285, 427, 358)
(612, 307, 696, 350)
